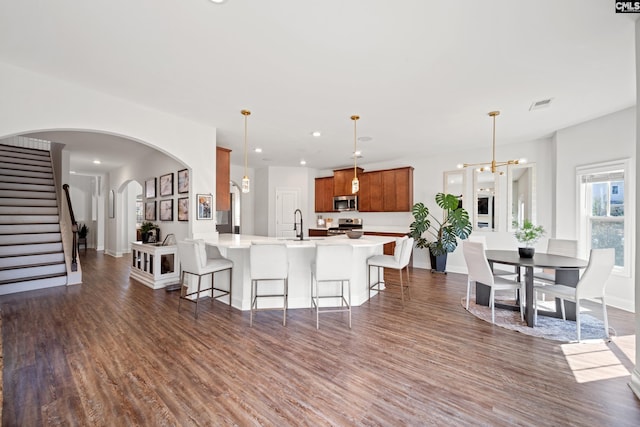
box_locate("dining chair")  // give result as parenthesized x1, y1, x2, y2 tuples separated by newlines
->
(533, 248, 614, 342)
(177, 240, 233, 318)
(533, 238, 579, 285)
(468, 235, 519, 279)
(367, 236, 414, 307)
(463, 240, 525, 324)
(311, 243, 353, 329)
(249, 242, 289, 326)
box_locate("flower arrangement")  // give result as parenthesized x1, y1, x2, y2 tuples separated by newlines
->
(513, 220, 545, 248)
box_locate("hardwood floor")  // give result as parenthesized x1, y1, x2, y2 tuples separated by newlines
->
(1, 250, 638, 426)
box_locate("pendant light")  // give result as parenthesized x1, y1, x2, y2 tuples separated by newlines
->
(462, 111, 519, 175)
(241, 109, 251, 193)
(351, 114, 360, 194)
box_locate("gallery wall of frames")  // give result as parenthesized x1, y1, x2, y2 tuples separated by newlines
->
(143, 168, 190, 222)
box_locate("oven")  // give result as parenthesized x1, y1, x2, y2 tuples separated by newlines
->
(327, 218, 363, 235)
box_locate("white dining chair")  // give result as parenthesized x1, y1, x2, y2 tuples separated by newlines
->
(468, 235, 519, 279)
(463, 240, 525, 324)
(311, 243, 353, 329)
(533, 248, 614, 342)
(177, 240, 233, 318)
(533, 238, 579, 285)
(249, 242, 289, 327)
(367, 236, 414, 307)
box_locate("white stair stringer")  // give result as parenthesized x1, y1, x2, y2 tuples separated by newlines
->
(0, 143, 68, 293)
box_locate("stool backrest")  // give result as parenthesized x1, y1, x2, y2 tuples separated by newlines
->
(399, 237, 414, 268)
(315, 244, 353, 281)
(178, 240, 205, 274)
(250, 242, 288, 279)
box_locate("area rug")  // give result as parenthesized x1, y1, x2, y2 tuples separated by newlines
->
(462, 297, 613, 342)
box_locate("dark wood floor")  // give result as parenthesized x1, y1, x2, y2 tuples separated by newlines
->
(1, 250, 638, 426)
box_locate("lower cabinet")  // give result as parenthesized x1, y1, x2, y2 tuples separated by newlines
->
(308, 228, 329, 237)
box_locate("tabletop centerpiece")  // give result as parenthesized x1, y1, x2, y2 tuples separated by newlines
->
(513, 219, 545, 258)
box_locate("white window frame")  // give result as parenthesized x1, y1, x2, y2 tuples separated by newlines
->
(576, 159, 632, 278)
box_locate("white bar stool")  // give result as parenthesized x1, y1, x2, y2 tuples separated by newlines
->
(249, 242, 289, 326)
(311, 243, 353, 329)
(367, 237, 413, 307)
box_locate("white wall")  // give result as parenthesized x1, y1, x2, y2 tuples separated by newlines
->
(554, 107, 636, 311)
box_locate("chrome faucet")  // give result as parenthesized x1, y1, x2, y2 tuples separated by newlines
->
(293, 209, 304, 241)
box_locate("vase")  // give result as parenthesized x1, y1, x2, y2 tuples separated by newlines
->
(518, 247, 535, 258)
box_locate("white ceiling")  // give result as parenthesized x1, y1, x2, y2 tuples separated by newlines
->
(0, 0, 636, 174)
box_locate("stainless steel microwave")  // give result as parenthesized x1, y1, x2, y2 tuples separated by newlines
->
(333, 195, 358, 211)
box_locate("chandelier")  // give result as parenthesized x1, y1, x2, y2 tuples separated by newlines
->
(462, 111, 519, 175)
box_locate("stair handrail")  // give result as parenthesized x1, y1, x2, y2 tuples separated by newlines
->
(62, 184, 78, 271)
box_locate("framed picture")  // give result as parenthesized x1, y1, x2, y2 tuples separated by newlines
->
(178, 169, 189, 194)
(160, 199, 173, 221)
(145, 178, 156, 199)
(178, 197, 189, 221)
(145, 201, 156, 221)
(197, 194, 213, 220)
(160, 173, 174, 196)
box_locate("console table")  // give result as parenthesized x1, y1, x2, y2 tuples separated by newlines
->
(130, 242, 180, 289)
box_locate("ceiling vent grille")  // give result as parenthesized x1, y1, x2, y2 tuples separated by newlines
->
(529, 98, 553, 111)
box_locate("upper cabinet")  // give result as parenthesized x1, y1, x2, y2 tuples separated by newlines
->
(314, 176, 334, 212)
(216, 147, 231, 211)
(333, 167, 363, 196)
(382, 167, 413, 212)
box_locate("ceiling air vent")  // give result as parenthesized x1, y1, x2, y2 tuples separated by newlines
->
(529, 98, 553, 111)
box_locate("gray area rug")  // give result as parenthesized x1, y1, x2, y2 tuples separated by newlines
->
(462, 297, 613, 342)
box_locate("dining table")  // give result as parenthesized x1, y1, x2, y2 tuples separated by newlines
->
(479, 250, 589, 327)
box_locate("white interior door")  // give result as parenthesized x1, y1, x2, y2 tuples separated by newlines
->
(276, 189, 299, 238)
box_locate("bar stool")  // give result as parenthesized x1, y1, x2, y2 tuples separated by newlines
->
(367, 237, 414, 307)
(177, 240, 233, 318)
(249, 242, 289, 326)
(311, 243, 353, 329)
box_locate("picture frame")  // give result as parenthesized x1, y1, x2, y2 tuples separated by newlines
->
(145, 178, 156, 199)
(177, 169, 189, 194)
(145, 201, 156, 221)
(197, 194, 213, 220)
(159, 173, 174, 197)
(159, 199, 173, 221)
(178, 197, 189, 221)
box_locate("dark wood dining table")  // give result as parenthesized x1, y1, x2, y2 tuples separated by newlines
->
(478, 250, 588, 327)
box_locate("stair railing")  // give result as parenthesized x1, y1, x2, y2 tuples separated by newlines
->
(62, 184, 78, 272)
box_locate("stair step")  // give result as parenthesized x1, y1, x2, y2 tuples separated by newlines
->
(0, 215, 60, 225)
(0, 262, 66, 282)
(0, 175, 54, 186)
(0, 168, 53, 180)
(0, 182, 55, 192)
(0, 144, 50, 158)
(0, 206, 59, 216)
(0, 223, 60, 234)
(0, 274, 68, 293)
(0, 153, 51, 169)
(0, 189, 56, 200)
(0, 198, 57, 207)
(0, 242, 63, 256)
(0, 252, 65, 268)
(0, 232, 62, 245)
(0, 162, 52, 174)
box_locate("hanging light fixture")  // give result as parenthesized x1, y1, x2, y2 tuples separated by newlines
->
(351, 114, 360, 194)
(462, 111, 519, 175)
(241, 109, 251, 193)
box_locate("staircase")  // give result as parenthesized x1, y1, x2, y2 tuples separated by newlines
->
(0, 144, 67, 294)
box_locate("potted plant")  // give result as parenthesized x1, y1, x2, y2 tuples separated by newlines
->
(409, 193, 472, 273)
(513, 219, 545, 258)
(140, 221, 157, 243)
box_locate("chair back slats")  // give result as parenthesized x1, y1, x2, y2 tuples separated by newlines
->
(547, 238, 578, 258)
(462, 241, 495, 286)
(576, 248, 615, 298)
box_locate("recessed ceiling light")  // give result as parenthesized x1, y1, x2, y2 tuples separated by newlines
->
(93, 160, 101, 164)
(311, 131, 321, 137)
(254, 148, 262, 153)
(300, 160, 307, 165)
(70, 171, 76, 174)
(354, 150, 361, 156)
(210, 0, 226, 3)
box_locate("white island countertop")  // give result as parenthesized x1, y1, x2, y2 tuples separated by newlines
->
(207, 233, 396, 249)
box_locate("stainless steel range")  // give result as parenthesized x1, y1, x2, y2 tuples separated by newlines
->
(327, 218, 363, 235)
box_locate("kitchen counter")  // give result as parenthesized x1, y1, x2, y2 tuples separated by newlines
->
(200, 233, 396, 311)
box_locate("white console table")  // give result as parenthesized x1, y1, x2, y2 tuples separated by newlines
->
(130, 242, 180, 289)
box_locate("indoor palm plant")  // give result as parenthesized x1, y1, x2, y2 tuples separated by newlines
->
(513, 219, 545, 258)
(409, 193, 472, 272)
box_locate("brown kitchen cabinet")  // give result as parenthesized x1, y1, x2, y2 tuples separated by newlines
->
(333, 167, 363, 196)
(216, 147, 231, 211)
(382, 167, 413, 212)
(308, 228, 329, 237)
(314, 176, 334, 212)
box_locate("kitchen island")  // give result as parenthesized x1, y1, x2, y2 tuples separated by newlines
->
(201, 233, 397, 311)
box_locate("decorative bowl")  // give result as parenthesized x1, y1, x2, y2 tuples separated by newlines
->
(346, 230, 363, 239)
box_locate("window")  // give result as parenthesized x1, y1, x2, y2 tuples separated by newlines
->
(577, 160, 631, 276)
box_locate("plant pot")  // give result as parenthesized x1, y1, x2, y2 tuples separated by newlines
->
(518, 247, 535, 258)
(429, 253, 448, 273)
(141, 232, 150, 243)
